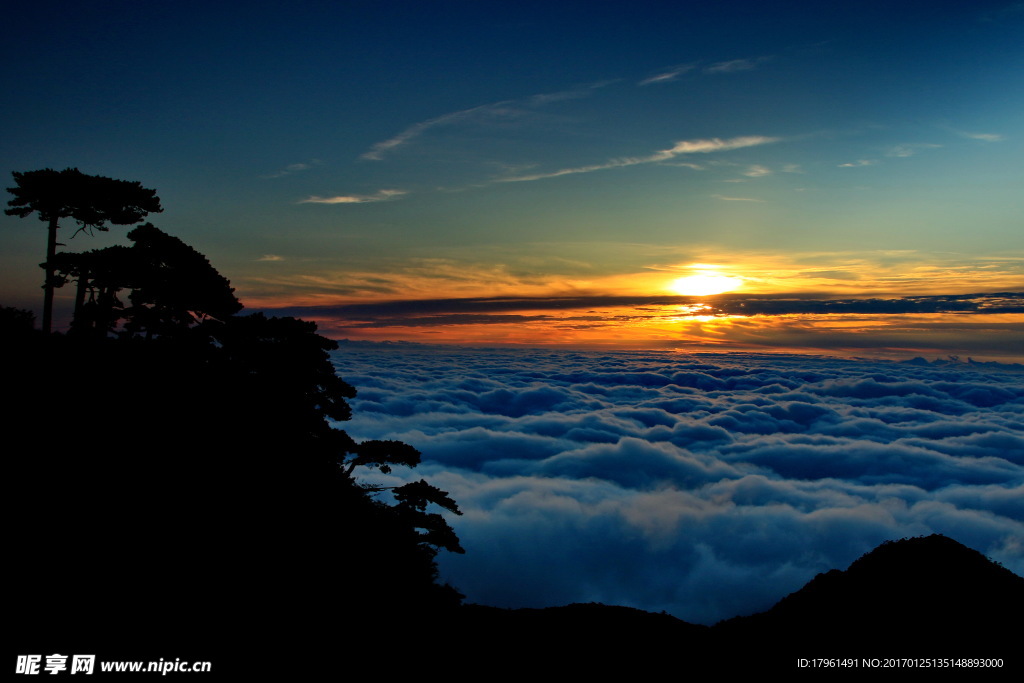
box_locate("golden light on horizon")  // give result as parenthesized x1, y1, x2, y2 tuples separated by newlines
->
(669, 271, 743, 296)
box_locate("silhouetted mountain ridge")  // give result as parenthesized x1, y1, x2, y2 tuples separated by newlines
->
(715, 535, 1021, 656)
(448, 534, 1022, 673)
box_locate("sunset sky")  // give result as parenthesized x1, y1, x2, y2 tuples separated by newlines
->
(2, 0, 1022, 358)
(3, 1, 1021, 630)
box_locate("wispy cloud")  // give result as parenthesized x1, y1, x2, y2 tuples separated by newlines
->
(638, 64, 697, 85)
(886, 143, 942, 158)
(741, 165, 772, 177)
(838, 159, 876, 168)
(361, 83, 608, 161)
(499, 136, 781, 183)
(705, 57, 768, 74)
(661, 136, 781, 154)
(712, 194, 766, 202)
(262, 160, 321, 179)
(257, 254, 284, 262)
(958, 130, 1004, 142)
(300, 189, 407, 204)
(360, 105, 502, 161)
(641, 57, 769, 85)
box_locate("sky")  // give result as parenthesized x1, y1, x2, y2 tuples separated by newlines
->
(2, 1, 1021, 628)
(1, 0, 1022, 359)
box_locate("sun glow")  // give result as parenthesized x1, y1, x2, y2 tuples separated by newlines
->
(669, 271, 743, 296)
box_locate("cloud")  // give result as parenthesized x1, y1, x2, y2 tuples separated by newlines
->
(360, 105, 500, 161)
(887, 143, 942, 158)
(257, 254, 284, 262)
(361, 83, 607, 161)
(803, 270, 861, 281)
(336, 346, 1024, 624)
(670, 137, 779, 154)
(705, 57, 767, 74)
(638, 64, 697, 85)
(278, 293, 1024, 321)
(639, 57, 766, 85)
(299, 189, 407, 204)
(261, 160, 321, 179)
(499, 136, 781, 182)
(958, 131, 1004, 142)
(712, 194, 765, 202)
(838, 159, 876, 167)
(245, 248, 1024, 334)
(741, 165, 772, 177)
(262, 294, 1024, 358)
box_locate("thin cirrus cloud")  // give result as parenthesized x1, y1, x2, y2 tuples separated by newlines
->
(960, 131, 1004, 142)
(940, 124, 1006, 142)
(839, 141, 949, 167)
(360, 82, 609, 161)
(704, 57, 768, 74)
(360, 104, 503, 161)
(261, 160, 322, 179)
(638, 56, 767, 85)
(638, 63, 697, 86)
(299, 189, 407, 204)
(886, 143, 943, 158)
(741, 165, 772, 177)
(362, 58, 770, 162)
(712, 194, 766, 202)
(498, 136, 781, 183)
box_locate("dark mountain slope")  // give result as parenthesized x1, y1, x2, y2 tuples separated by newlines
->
(444, 535, 1021, 674)
(712, 534, 1022, 666)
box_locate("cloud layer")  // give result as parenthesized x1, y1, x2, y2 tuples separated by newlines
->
(499, 136, 780, 183)
(334, 346, 1024, 624)
(299, 189, 407, 204)
(259, 292, 1024, 360)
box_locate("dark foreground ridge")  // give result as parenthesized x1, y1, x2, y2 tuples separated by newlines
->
(450, 534, 1023, 673)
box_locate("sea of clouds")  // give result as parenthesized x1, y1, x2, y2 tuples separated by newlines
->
(331, 345, 1024, 625)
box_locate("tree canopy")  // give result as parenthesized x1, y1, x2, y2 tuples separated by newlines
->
(6, 167, 163, 232)
(6, 168, 163, 332)
(51, 223, 243, 338)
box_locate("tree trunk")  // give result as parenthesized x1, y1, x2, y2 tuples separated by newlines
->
(72, 262, 90, 335)
(42, 215, 59, 334)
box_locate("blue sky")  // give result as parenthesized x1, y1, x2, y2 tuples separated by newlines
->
(2, 0, 1022, 356)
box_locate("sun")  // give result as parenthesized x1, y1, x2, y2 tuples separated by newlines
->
(669, 271, 743, 296)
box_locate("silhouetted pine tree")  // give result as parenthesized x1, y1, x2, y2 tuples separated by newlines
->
(6, 168, 162, 333)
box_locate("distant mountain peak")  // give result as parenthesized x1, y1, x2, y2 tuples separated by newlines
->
(716, 534, 1023, 654)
